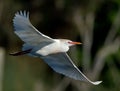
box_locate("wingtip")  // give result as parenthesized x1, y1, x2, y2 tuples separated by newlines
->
(91, 81, 102, 85)
(14, 10, 29, 18)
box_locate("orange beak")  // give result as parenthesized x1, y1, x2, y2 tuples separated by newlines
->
(68, 41, 82, 45)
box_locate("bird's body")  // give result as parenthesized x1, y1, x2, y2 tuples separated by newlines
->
(36, 39, 69, 56)
(10, 11, 102, 85)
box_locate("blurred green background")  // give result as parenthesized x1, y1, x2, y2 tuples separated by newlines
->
(0, 0, 120, 91)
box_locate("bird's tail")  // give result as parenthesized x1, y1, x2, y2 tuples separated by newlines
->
(9, 49, 32, 56)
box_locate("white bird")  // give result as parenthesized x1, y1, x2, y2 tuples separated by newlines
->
(10, 11, 102, 85)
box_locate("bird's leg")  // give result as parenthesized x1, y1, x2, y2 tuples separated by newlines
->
(9, 49, 32, 56)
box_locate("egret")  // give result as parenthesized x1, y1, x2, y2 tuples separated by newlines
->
(10, 11, 102, 85)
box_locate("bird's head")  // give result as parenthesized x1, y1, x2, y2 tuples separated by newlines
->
(60, 39, 82, 47)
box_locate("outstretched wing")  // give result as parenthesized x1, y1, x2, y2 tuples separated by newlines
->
(41, 53, 102, 85)
(13, 11, 54, 46)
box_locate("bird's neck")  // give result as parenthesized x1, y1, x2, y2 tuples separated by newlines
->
(56, 39, 70, 52)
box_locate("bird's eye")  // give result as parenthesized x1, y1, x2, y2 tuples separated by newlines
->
(68, 41, 72, 44)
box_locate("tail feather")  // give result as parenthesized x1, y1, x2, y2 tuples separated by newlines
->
(9, 49, 32, 56)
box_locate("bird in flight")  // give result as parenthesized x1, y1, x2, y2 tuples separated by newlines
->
(10, 11, 102, 85)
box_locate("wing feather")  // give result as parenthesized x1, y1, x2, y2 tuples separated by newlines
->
(41, 53, 102, 85)
(13, 11, 54, 45)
